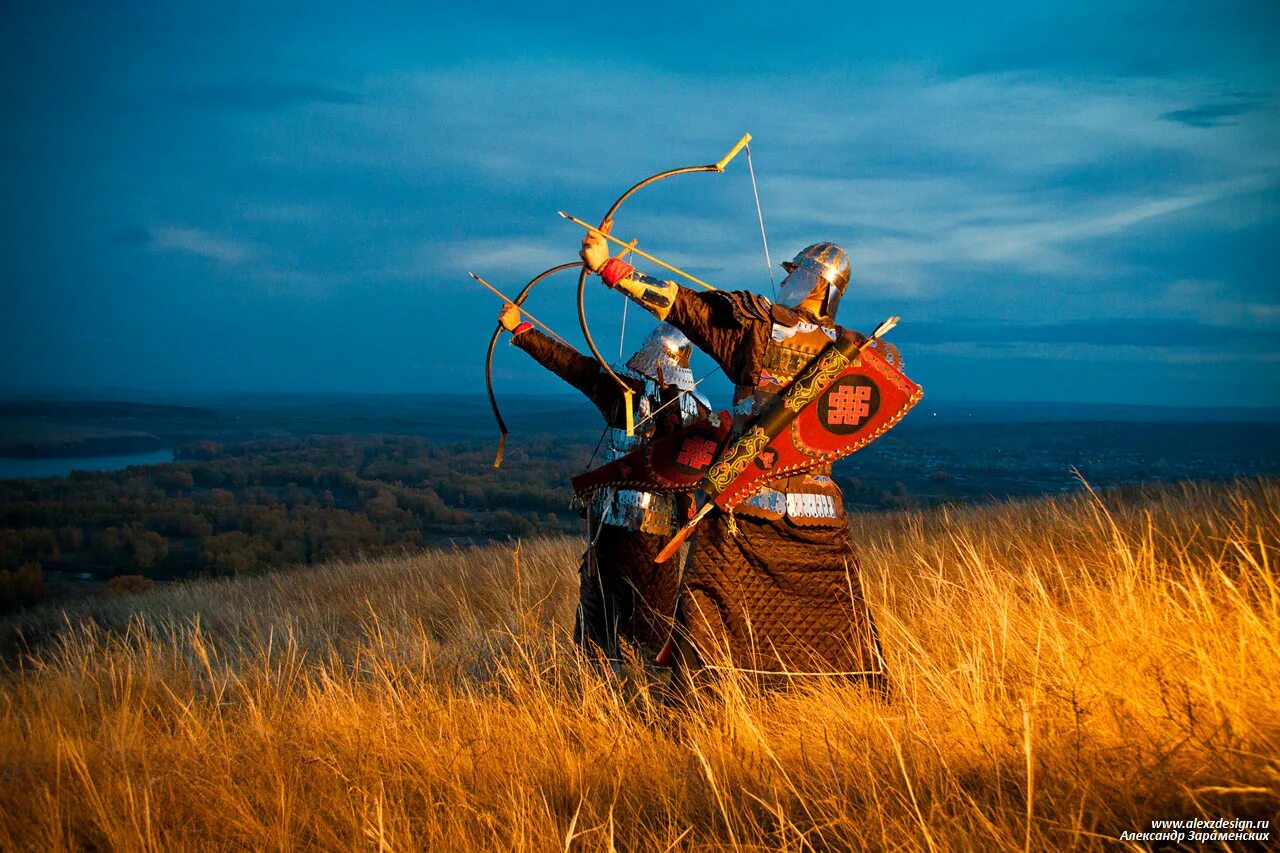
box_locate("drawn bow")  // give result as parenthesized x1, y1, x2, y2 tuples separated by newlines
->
(572, 133, 755, 436)
(484, 261, 583, 467)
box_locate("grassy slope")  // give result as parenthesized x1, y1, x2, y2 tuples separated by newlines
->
(0, 480, 1277, 850)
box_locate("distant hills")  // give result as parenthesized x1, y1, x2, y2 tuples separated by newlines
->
(2, 392, 1276, 459)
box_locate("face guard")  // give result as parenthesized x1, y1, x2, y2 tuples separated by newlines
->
(625, 324, 696, 390)
(776, 267, 838, 318)
(776, 242, 850, 323)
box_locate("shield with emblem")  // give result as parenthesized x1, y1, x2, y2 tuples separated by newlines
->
(702, 325, 922, 512)
(573, 318, 922, 516)
(649, 318, 922, 562)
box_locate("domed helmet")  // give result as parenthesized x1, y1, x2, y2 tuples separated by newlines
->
(625, 323, 695, 390)
(775, 242, 850, 323)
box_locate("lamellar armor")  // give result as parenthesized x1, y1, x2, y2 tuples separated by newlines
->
(732, 308, 847, 523)
(589, 242, 862, 525)
(592, 325, 710, 534)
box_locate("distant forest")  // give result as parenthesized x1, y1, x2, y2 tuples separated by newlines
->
(0, 436, 584, 612)
(5, 392, 1279, 615)
(0, 433, 930, 613)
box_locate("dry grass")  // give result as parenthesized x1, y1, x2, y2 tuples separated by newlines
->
(1, 479, 1277, 850)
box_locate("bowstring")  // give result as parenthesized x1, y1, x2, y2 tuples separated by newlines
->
(617, 240, 637, 360)
(746, 143, 776, 300)
(588, 141, 760, 467)
(618, 290, 628, 360)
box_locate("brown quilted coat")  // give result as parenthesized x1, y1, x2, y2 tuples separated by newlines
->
(663, 287, 889, 681)
(512, 328, 682, 658)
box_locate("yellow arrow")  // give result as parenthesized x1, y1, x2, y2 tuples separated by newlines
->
(559, 211, 719, 292)
(468, 272, 575, 349)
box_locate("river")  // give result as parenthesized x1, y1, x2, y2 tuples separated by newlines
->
(0, 449, 176, 480)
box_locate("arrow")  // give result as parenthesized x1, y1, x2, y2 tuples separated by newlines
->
(559, 211, 719, 292)
(468, 272, 574, 349)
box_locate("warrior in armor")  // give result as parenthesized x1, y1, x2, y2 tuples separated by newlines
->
(578, 236, 890, 692)
(496, 303, 711, 662)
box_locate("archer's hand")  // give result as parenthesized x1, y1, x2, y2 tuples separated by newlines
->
(580, 232, 609, 273)
(498, 302, 521, 332)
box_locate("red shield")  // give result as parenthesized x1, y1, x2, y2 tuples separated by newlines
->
(705, 340, 923, 511)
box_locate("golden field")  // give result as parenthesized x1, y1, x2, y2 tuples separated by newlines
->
(0, 479, 1277, 851)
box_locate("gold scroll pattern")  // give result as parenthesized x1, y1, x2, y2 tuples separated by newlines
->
(704, 426, 770, 493)
(783, 348, 853, 413)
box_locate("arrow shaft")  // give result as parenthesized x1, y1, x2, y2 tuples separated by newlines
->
(561, 212, 718, 292)
(468, 273, 575, 349)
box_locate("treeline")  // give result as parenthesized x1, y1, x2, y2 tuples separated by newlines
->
(0, 435, 594, 611)
(0, 432, 924, 613)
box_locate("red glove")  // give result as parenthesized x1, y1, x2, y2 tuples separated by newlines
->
(599, 257, 635, 287)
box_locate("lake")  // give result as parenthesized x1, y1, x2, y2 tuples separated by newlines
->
(0, 449, 176, 480)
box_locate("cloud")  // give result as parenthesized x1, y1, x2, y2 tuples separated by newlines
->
(175, 80, 362, 112)
(113, 224, 253, 264)
(149, 226, 254, 264)
(193, 63, 1278, 329)
(1161, 97, 1264, 128)
(1153, 279, 1280, 326)
(363, 64, 1279, 289)
(70, 59, 1279, 399)
(427, 237, 572, 281)
(763, 170, 1279, 293)
(912, 339, 1280, 366)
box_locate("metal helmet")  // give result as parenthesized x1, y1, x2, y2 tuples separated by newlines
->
(625, 323, 695, 390)
(776, 242, 850, 322)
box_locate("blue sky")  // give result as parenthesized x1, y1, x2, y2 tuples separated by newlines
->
(3, 1, 1278, 405)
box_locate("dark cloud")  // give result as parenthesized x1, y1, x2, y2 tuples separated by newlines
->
(4, 4, 1279, 404)
(1160, 97, 1263, 128)
(110, 225, 154, 247)
(896, 320, 1280, 350)
(174, 80, 362, 112)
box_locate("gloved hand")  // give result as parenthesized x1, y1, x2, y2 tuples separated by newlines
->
(579, 231, 609, 273)
(497, 302, 522, 332)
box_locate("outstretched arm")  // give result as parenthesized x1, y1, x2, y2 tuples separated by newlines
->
(579, 234, 771, 383)
(498, 303, 639, 427)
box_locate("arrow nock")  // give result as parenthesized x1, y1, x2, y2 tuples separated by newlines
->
(869, 315, 900, 341)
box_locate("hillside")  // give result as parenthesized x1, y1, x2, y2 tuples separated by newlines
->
(1, 480, 1277, 849)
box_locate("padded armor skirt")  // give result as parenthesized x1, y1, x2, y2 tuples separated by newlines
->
(576, 525, 680, 660)
(678, 512, 888, 684)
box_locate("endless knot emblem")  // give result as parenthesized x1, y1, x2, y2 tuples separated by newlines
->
(676, 437, 717, 469)
(826, 384, 872, 426)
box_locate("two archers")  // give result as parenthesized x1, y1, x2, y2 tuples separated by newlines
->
(572, 230, 890, 691)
